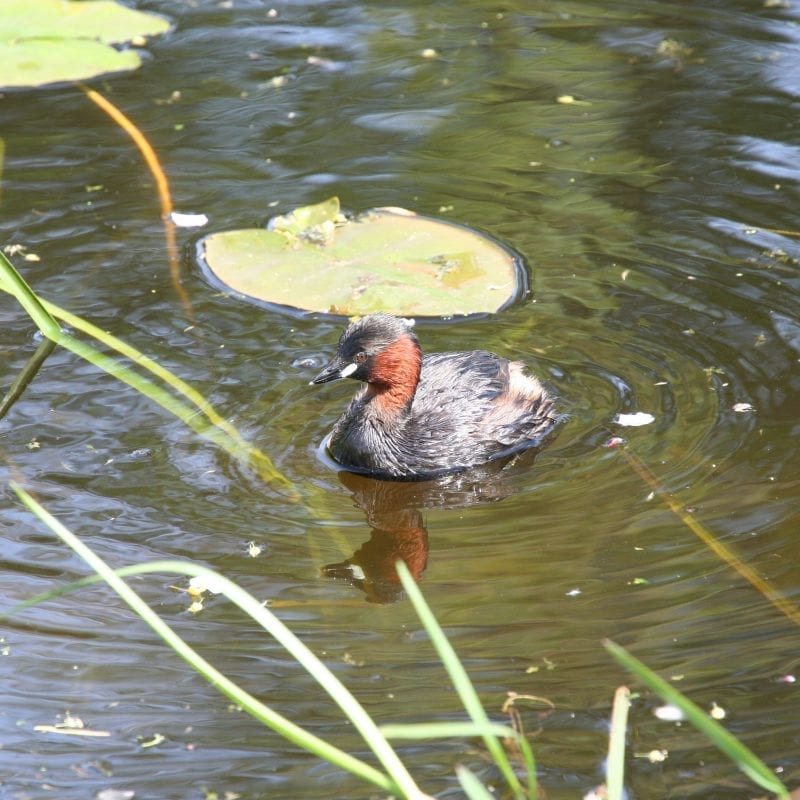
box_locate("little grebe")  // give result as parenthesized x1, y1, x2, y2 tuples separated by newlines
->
(312, 313, 558, 479)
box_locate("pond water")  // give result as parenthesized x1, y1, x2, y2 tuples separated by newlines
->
(2, 1, 799, 798)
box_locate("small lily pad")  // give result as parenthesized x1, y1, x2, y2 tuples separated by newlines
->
(0, 0, 170, 89)
(197, 198, 527, 318)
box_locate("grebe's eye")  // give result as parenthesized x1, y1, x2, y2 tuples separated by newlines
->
(354, 351, 367, 364)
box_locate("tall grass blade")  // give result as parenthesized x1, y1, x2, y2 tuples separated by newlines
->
(606, 686, 630, 800)
(0, 250, 61, 337)
(8, 484, 432, 800)
(619, 446, 800, 627)
(0, 251, 296, 496)
(380, 721, 520, 740)
(45, 300, 293, 493)
(60, 332, 293, 493)
(382, 718, 537, 791)
(396, 560, 533, 800)
(603, 639, 789, 799)
(456, 765, 498, 800)
(0, 337, 56, 420)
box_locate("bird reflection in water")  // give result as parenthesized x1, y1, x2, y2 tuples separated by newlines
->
(321, 448, 543, 604)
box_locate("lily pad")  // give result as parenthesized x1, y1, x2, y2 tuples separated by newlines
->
(0, 0, 170, 89)
(197, 198, 527, 318)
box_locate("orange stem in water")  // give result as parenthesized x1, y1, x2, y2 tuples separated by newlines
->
(620, 445, 800, 628)
(80, 85, 192, 316)
(762, 227, 800, 237)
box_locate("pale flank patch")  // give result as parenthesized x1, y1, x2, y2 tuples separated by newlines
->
(508, 361, 544, 400)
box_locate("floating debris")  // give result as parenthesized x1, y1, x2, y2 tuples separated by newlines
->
(654, 704, 684, 722)
(709, 701, 726, 720)
(614, 412, 655, 427)
(189, 574, 226, 596)
(170, 211, 209, 228)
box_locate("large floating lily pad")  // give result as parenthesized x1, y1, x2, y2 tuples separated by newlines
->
(0, 0, 170, 89)
(197, 198, 526, 318)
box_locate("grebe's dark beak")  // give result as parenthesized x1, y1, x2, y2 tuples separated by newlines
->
(310, 357, 356, 385)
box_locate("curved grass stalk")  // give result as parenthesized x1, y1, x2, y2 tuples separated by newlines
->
(8, 483, 433, 800)
(0, 252, 297, 497)
(7, 578, 531, 796)
(0, 337, 56, 421)
(396, 560, 535, 800)
(4, 568, 371, 782)
(41, 299, 291, 491)
(79, 85, 191, 316)
(55, 333, 290, 489)
(604, 639, 789, 799)
(619, 446, 800, 627)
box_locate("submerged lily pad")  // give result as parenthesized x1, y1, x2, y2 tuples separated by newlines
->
(197, 198, 526, 318)
(0, 0, 170, 89)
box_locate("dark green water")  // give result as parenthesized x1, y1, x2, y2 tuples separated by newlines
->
(1, 1, 799, 798)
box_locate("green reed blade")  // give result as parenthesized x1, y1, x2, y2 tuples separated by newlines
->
(9, 484, 433, 800)
(0, 336, 56, 421)
(381, 717, 536, 791)
(43, 299, 289, 489)
(380, 721, 518, 740)
(0, 251, 297, 496)
(397, 560, 534, 800)
(604, 639, 789, 799)
(456, 765, 498, 800)
(0, 250, 61, 337)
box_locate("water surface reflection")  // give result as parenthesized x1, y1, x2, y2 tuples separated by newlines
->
(321, 452, 546, 603)
(1, 0, 800, 798)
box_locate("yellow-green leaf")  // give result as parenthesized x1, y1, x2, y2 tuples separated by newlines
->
(0, 0, 170, 89)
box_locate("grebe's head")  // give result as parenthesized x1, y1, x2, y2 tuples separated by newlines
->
(311, 313, 420, 386)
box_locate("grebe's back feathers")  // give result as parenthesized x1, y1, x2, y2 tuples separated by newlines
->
(313, 314, 559, 479)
